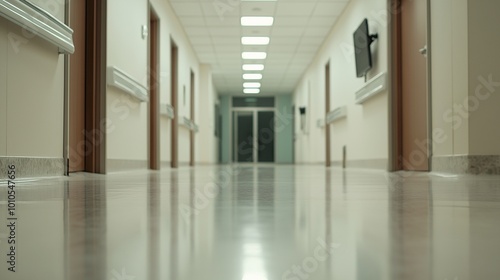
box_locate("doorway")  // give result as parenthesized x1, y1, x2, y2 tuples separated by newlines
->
(170, 40, 179, 168)
(189, 70, 195, 166)
(325, 62, 331, 167)
(148, 8, 159, 170)
(68, 0, 106, 173)
(391, 0, 430, 171)
(232, 109, 275, 163)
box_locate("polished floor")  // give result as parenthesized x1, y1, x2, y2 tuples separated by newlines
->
(1, 165, 500, 280)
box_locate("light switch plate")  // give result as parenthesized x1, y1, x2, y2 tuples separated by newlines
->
(141, 25, 148, 39)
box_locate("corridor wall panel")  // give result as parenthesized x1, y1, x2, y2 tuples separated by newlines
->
(430, 0, 468, 157)
(106, 0, 149, 171)
(0, 18, 7, 155)
(293, 0, 388, 168)
(150, 0, 203, 166)
(0, 16, 64, 159)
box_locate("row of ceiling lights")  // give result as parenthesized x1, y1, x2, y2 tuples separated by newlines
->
(241, 16, 274, 94)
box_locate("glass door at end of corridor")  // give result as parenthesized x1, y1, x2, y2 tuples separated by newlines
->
(232, 110, 275, 163)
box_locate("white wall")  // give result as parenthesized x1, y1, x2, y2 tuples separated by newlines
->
(0, 3, 65, 158)
(149, 0, 203, 165)
(293, 0, 388, 165)
(106, 0, 207, 166)
(196, 64, 219, 164)
(431, 0, 500, 157)
(467, 0, 500, 155)
(106, 0, 149, 162)
(431, 0, 469, 157)
(0, 18, 7, 155)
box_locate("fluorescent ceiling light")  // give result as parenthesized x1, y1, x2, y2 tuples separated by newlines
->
(244, 82, 261, 88)
(241, 37, 270, 45)
(244, 89, 260, 94)
(243, 74, 263, 80)
(242, 52, 267, 59)
(243, 64, 265, 71)
(241, 17, 274, 26)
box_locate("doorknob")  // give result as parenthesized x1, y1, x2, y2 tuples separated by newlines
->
(419, 45, 428, 57)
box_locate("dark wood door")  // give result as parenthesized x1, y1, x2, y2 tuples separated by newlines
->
(401, 0, 429, 171)
(69, 0, 86, 172)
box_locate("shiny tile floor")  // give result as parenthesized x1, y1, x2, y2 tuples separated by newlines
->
(1, 165, 500, 280)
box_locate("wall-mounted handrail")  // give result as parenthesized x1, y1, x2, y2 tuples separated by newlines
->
(326, 106, 347, 124)
(160, 104, 174, 119)
(0, 0, 74, 53)
(106, 66, 149, 102)
(355, 72, 387, 104)
(178, 116, 199, 132)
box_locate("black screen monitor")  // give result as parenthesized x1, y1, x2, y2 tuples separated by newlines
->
(353, 19, 373, 78)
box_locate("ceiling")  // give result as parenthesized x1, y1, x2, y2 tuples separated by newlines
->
(168, 0, 351, 96)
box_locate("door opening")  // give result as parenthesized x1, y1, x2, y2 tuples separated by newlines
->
(391, 0, 430, 171)
(189, 70, 195, 166)
(232, 109, 275, 163)
(325, 62, 331, 167)
(170, 40, 179, 168)
(68, 0, 106, 174)
(148, 8, 160, 170)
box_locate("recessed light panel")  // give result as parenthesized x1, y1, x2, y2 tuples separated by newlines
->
(244, 89, 260, 94)
(243, 74, 263, 80)
(242, 52, 267, 59)
(241, 37, 270, 45)
(243, 82, 261, 88)
(242, 64, 265, 71)
(241, 17, 274, 26)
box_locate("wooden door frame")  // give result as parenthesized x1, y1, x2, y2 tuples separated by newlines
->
(171, 40, 179, 168)
(85, 0, 107, 174)
(325, 61, 331, 167)
(64, 0, 107, 174)
(149, 8, 160, 170)
(189, 70, 195, 166)
(389, 0, 432, 171)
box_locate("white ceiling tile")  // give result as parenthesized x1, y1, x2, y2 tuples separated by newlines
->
(303, 27, 331, 37)
(184, 27, 210, 36)
(189, 36, 212, 45)
(276, 2, 315, 16)
(274, 16, 309, 27)
(209, 27, 241, 36)
(270, 36, 301, 45)
(205, 16, 239, 27)
(179, 16, 206, 27)
(308, 16, 338, 27)
(170, 3, 203, 16)
(241, 27, 272, 36)
(271, 27, 305, 36)
(168, 0, 353, 96)
(240, 2, 277, 16)
(313, 2, 348, 16)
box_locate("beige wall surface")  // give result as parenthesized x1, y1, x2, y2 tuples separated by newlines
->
(106, 0, 213, 165)
(149, 0, 205, 165)
(196, 64, 219, 164)
(106, 0, 149, 161)
(467, 0, 500, 155)
(430, 0, 469, 156)
(0, 19, 7, 155)
(293, 0, 389, 164)
(0, 15, 64, 158)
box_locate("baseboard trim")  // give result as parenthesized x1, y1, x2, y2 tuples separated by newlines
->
(332, 158, 388, 170)
(0, 157, 64, 179)
(106, 159, 148, 173)
(432, 155, 500, 175)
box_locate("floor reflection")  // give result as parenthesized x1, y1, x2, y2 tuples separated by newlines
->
(1, 166, 500, 280)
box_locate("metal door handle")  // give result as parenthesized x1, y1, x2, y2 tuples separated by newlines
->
(419, 45, 427, 57)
